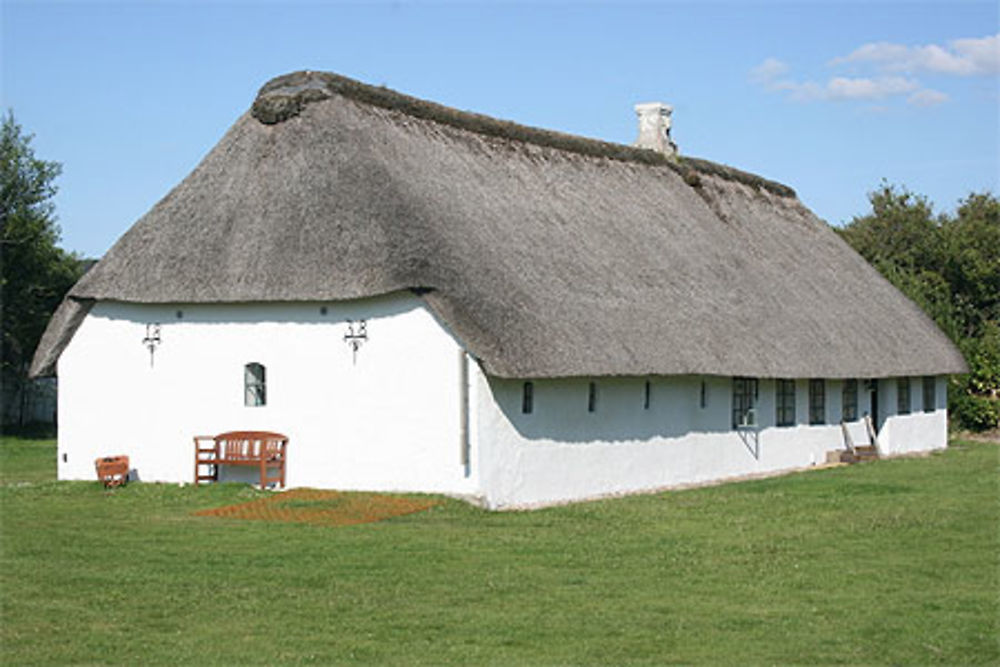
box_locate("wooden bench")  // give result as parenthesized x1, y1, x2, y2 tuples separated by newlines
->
(193, 431, 288, 489)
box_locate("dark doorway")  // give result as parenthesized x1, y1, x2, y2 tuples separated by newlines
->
(869, 380, 879, 433)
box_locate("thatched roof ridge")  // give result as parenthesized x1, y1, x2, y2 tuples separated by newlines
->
(252, 70, 795, 198)
(30, 70, 965, 379)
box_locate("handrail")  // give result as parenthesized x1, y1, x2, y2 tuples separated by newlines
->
(840, 421, 856, 455)
(864, 414, 881, 455)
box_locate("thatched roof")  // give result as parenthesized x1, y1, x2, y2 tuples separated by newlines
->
(31, 70, 966, 379)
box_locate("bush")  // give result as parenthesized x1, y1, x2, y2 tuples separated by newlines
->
(950, 392, 1000, 432)
(962, 322, 1000, 396)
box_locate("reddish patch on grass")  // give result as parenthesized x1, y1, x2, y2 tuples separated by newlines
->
(193, 489, 439, 526)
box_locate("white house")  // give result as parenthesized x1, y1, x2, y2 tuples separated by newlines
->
(31, 71, 967, 509)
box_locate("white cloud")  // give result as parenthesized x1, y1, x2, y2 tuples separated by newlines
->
(833, 34, 999, 76)
(825, 76, 920, 100)
(749, 57, 790, 87)
(953, 35, 1000, 74)
(907, 88, 949, 107)
(748, 60, 931, 104)
(749, 34, 994, 109)
(781, 80, 825, 102)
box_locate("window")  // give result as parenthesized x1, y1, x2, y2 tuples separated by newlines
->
(809, 379, 825, 425)
(897, 377, 911, 415)
(776, 379, 796, 427)
(700, 380, 707, 409)
(522, 382, 534, 414)
(842, 379, 858, 422)
(644, 381, 651, 410)
(732, 377, 758, 428)
(244, 363, 266, 407)
(922, 376, 935, 413)
(588, 382, 597, 413)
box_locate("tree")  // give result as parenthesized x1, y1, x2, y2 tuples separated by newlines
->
(942, 193, 1000, 337)
(1, 110, 83, 425)
(839, 182, 943, 274)
(837, 183, 1000, 431)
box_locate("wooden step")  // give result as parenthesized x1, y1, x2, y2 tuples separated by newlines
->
(854, 445, 879, 461)
(826, 449, 856, 464)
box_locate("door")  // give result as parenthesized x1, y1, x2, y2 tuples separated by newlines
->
(869, 380, 879, 433)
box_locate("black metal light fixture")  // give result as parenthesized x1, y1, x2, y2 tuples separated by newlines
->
(142, 323, 161, 367)
(344, 319, 368, 364)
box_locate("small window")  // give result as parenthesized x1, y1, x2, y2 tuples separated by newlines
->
(809, 379, 825, 425)
(922, 376, 935, 413)
(732, 377, 758, 428)
(644, 381, 651, 410)
(842, 379, 858, 422)
(897, 377, 911, 415)
(522, 382, 534, 414)
(244, 363, 266, 407)
(776, 379, 796, 427)
(588, 382, 597, 413)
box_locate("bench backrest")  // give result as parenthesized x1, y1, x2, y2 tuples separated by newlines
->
(215, 431, 288, 460)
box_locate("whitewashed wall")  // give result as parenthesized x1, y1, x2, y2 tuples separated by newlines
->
(57, 293, 477, 495)
(877, 376, 949, 455)
(59, 295, 949, 508)
(472, 372, 949, 509)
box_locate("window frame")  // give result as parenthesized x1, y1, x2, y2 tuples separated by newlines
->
(776, 379, 796, 427)
(244, 362, 266, 407)
(842, 379, 858, 422)
(897, 377, 911, 415)
(732, 377, 759, 429)
(922, 376, 936, 413)
(808, 379, 825, 425)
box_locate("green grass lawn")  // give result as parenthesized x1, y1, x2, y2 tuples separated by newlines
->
(1, 435, 997, 665)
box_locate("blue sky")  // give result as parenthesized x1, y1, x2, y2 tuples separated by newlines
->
(3, 1, 998, 259)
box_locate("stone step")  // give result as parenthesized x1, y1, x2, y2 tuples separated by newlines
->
(826, 446, 879, 464)
(854, 445, 879, 461)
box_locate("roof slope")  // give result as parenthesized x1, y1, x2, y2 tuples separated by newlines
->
(32, 71, 966, 379)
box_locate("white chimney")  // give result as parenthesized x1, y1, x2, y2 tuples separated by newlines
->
(634, 102, 677, 157)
